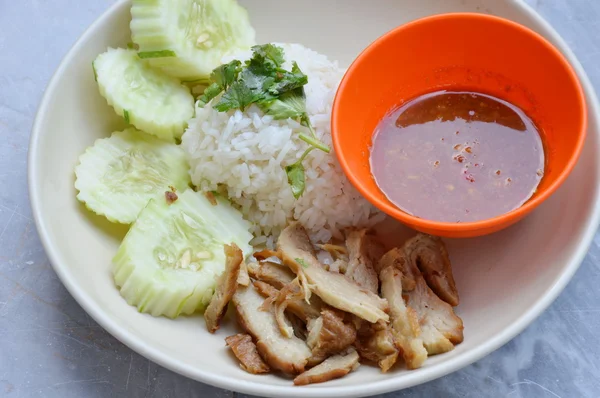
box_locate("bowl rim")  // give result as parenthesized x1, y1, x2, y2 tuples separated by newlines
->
(27, 1, 600, 397)
(332, 12, 588, 235)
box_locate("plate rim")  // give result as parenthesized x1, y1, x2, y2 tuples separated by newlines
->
(27, 0, 600, 396)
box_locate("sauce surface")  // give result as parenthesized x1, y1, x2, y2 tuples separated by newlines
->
(370, 91, 545, 223)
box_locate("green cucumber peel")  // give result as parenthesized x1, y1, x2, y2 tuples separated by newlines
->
(138, 50, 177, 59)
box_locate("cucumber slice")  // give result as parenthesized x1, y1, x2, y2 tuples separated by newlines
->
(112, 189, 253, 318)
(94, 48, 194, 140)
(130, 0, 256, 82)
(74, 128, 190, 224)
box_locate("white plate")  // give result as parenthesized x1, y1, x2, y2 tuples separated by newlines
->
(28, 0, 600, 397)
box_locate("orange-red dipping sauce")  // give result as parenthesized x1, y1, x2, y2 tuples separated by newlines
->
(370, 91, 545, 223)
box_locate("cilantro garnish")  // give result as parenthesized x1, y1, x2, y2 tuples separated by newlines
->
(214, 81, 256, 112)
(212, 60, 241, 89)
(197, 60, 242, 106)
(253, 43, 286, 67)
(197, 44, 331, 199)
(295, 258, 310, 268)
(267, 63, 308, 96)
(197, 82, 222, 106)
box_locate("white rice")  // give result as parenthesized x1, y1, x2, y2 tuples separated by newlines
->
(182, 43, 383, 243)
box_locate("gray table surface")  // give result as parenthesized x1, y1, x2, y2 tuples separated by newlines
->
(1, 0, 600, 397)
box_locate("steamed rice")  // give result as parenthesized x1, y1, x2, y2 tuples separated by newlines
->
(182, 43, 383, 243)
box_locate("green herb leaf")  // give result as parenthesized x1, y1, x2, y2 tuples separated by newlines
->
(268, 62, 308, 95)
(211, 60, 242, 90)
(214, 81, 256, 112)
(239, 69, 276, 102)
(285, 160, 306, 199)
(244, 44, 285, 79)
(197, 61, 243, 107)
(295, 258, 309, 268)
(245, 57, 273, 77)
(197, 82, 223, 107)
(262, 88, 307, 120)
(251, 44, 285, 68)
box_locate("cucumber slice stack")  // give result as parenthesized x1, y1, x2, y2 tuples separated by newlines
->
(76, 0, 257, 319)
(130, 0, 256, 82)
(113, 189, 253, 318)
(94, 48, 195, 141)
(74, 128, 190, 224)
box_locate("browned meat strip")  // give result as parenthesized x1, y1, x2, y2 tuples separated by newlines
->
(253, 279, 279, 298)
(402, 268, 463, 354)
(354, 321, 398, 372)
(253, 280, 322, 322)
(318, 243, 349, 261)
(272, 279, 305, 338)
(384, 246, 464, 356)
(278, 223, 389, 323)
(293, 349, 360, 386)
(204, 244, 243, 333)
(253, 249, 281, 261)
(344, 229, 382, 293)
(288, 313, 309, 340)
(306, 309, 357, 366)
(253, 279, 278, 297)
(247, 260, 295, 290)
(379, 264, 428, 369)
(232, 284, 311, 374)
(237, 261, 250, 287)
(403, 234, 459, 306)
(378, 247, 415, 290)
(225, 334, 270, 374)
(345, 229, 379, 293)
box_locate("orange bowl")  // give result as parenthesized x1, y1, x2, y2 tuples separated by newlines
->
(332, 13, 587, 238)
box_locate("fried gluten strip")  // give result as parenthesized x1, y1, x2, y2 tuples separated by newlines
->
(253, 280, 322, 322)
(277, 223, 389, 323)
(255, 280, 357, 366)
(403, 233, 459, 306)
(293, 348, 360, 386)
(379, 264, 427, 369)
(225, 334, 270, 374)
(247, 260, 295, 290)
(398, 246, 464, 354)
(354, 320, 399, 373)
(306, 309, 357, 366)
(237, 261, 250, 287)
(379, 246, 463, 357)
(232, 284, 312, 374)
(345, 229, 385, 293)
(204, 244, 243, 333)
(270, 279, 306, 338)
